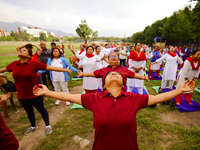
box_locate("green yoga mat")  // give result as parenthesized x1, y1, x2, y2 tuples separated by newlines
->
(72, 76, 83, 81)
(70, 90, 85, 109)
(194, 87, 200, 94)
(152, 86, 177, 93)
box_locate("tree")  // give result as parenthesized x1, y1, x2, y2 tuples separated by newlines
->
(40, 33, 47, 41)
(76, 20, 97, 43)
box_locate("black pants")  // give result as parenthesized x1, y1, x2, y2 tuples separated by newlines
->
(19, 96, 49, 127)
(37, 76, 43, 84)
(120, 59, 126, 67)
(41, 71, 53, 89)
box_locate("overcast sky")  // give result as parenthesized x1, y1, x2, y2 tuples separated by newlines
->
(0, 0, 195, 37)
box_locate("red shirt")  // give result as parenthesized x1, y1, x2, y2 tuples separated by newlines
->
(94, 65, 135, 91)
(0, 114, 19, 149)
(6, 60, 47, 99)
(81, 90, 149, 150)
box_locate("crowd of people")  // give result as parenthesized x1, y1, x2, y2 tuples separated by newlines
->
(0, 41, 199, 150)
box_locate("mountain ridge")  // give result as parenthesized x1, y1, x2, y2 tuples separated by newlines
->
(0, 21, 76, 37)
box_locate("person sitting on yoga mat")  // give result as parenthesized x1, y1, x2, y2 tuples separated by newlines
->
(77, 51, 149, 92)
(33, 71, 195, 150)
(151, 46, 183, 93)
(176, 49, 200, 105)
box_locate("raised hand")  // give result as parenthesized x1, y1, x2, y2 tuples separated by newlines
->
(178, 80, 195, 93)
(77, 70, 83, 78)
(33, 84, 49, 96)
(66, 66, 72, 74)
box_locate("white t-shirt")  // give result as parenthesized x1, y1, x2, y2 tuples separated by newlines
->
(51, 58, 65, 82)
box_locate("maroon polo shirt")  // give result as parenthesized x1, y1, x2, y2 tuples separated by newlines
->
(6, 60, 47, 99)
(81, 90, 149, 150)
(94, 65, 135, 91)
(0, 114, 19, 149)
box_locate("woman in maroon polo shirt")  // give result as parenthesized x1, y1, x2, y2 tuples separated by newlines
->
(33, 71, 195, 150)
(0, 44, 72, 136)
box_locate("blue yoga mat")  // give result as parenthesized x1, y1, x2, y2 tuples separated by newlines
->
(146, 71, 162, 80)
(152, 86, 200, 113)
(131, 86, 149, 95)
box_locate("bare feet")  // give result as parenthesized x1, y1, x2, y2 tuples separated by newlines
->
(176, 103, 181, 105)
(189, 103, 193, 105)
(169, 88, 174, 91)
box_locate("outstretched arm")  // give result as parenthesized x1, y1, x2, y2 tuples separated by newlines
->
(134, 73, 149, 81)
(33, 85, 82, 105)
(148, 80, 195, 106)
(77, 70, 95, 78)
(0, 67, 7, 73)
(46, 66, 72, 74)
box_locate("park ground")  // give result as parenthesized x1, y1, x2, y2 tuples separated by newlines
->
(0, 41, 200, 150)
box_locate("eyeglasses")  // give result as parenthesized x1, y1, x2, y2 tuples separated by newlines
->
(110, 56, 118, 58)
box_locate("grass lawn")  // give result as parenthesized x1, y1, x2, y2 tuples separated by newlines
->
(0, 43, 200, 149)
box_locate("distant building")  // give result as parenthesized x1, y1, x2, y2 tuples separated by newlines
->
(17, 26, 48, 37)
(48, 32, 55, 36)
(58, 35, 63, 39)
(0, 29, 10, 37)
(124, 33, 127, 38)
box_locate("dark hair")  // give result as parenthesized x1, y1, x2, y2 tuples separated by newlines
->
(105, 44, 108, 47)
(86, 46, 94, 53)
(51, 47, 61, 60)
(51, 42, 56, 46)
(25, 44, 33, 59)
(80, 44, 85, 48)
(108, 52, 119, 59)
(192, 49, 200, 55)
(95, 46, 100, 51)
(135, 42, 141, 50)
(103, 71, 125, 89)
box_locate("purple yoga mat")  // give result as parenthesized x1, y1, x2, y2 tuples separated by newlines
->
(146, 71, 162, 80)
(159, 87, 200, 113)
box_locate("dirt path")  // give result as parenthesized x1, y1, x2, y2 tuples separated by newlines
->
(160, 110, 200, 127)
(18, 85, 84, 150)
(0, 52, 18, 57)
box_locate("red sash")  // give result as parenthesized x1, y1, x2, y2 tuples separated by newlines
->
(79, 50, 85, 55)
(86, 54, 95, 58)
(168, 52, 176, 57)
(129, 51, 147, 61)
(180, 57, 200, 70)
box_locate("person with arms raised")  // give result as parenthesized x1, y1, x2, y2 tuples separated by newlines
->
(33, 71, 195, 150)
(0, 44, 72, 135)
(78, 51, 149, 92)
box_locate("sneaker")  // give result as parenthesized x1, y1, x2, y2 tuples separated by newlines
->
(45, 126, 52, 135)
(55, 100, 61, 105)
(24, 126, 38, 136)
(66, 101, 70, 106)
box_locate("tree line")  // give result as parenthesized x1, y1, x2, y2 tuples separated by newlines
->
(131, 0, 200, 46)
